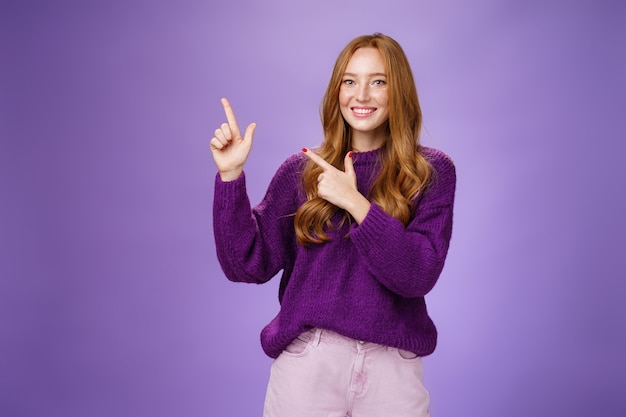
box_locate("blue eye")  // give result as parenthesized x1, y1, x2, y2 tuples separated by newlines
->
(373, 80, 386, 85)
(343, 80, 354, 85)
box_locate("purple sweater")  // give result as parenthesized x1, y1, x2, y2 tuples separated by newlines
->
(213, 146, 456, 358)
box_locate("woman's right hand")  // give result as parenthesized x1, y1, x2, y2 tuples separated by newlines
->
(210, 98, 256, 181)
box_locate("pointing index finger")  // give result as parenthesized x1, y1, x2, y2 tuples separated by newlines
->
(221, 98, 241, 138)
(302, 148, 333, 171)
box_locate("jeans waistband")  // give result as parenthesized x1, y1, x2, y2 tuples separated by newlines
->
(300, 328, 384, 349)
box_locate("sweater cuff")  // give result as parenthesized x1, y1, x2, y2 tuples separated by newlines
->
(213, 171, 248, 210)
(350, 203, 397, 248)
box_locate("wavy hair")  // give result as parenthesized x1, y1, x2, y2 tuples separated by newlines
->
(294, 33, 431, 246)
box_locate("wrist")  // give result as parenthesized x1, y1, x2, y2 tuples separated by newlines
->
(219, 168, 243, 182)
(346, 194, 370, 224)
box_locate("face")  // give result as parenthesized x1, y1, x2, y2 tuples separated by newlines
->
(339, 47, 390, 145)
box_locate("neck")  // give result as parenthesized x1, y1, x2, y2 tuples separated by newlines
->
(351, 129, 387, 152)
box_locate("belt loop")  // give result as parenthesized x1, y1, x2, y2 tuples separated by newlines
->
(311, 328, 322, 347)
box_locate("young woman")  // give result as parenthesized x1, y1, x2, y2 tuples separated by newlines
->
(210, 33, 456, 417)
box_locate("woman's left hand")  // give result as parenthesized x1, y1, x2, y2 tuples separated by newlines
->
(303, 149, 371, 224)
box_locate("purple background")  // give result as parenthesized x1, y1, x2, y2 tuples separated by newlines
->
(2, 0, 625, 416)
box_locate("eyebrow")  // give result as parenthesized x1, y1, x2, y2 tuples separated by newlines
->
(342, 72, 387, 77)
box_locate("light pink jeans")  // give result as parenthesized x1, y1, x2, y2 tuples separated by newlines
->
(263, 328, 430, 417)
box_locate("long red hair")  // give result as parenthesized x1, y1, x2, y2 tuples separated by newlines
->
(294, 33, 431, 245)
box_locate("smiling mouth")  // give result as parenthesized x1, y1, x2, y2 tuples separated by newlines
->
(352, 107, 376, 115)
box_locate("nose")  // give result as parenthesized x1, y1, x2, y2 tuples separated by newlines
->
(356, 84, 370, 102)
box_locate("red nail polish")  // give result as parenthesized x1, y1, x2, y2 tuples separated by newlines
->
(302, 147, 308, 153)
(348, 151, 353, 158)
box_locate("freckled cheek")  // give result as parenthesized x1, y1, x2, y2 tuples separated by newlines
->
(374, 91, 390, 122)
(372, 90, 389, 106)
(338, 89, 351, 108)
(338, 91, 353, 120)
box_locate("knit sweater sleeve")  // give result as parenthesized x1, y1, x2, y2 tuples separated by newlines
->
(212, 155, 301, 283)
(349, 149, 456, 298)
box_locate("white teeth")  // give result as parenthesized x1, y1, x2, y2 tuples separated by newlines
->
(353, 108, 374, 114)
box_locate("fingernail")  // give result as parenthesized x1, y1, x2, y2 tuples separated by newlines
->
(302, 147, 308, 153)
(348, 151, 353, 158)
